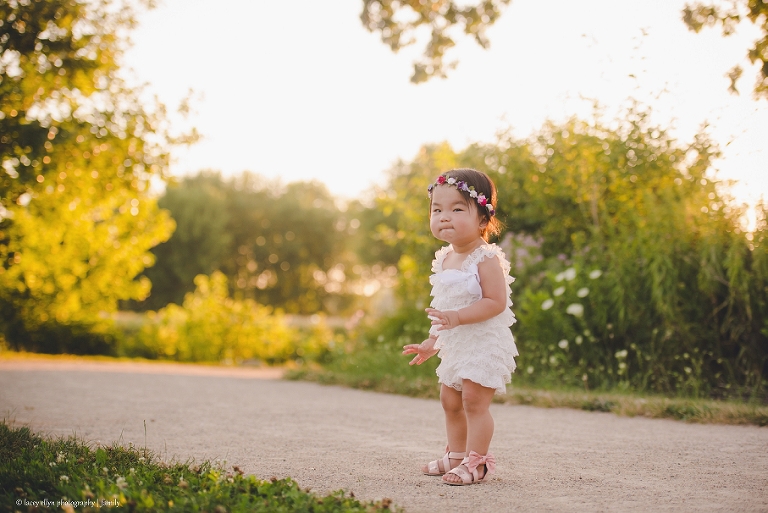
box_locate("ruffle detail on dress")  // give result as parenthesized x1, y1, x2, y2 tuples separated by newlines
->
(435, 321, 518, 394)
(463, 243, 515, 287)
(431, 245, 454, 274)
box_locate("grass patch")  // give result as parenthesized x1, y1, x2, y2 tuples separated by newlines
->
(0, 422, 399, 513)
(499, 387, 768, 426)
(286, 348, 768, 427)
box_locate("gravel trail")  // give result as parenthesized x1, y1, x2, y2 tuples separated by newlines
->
(1, 359, 766, 512)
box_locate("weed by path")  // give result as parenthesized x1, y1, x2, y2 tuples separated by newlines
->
(0, 422, 399, 512)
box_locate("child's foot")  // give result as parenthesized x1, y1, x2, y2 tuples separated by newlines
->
(442, 452, 496, 485)
(422, 446, 466, 476)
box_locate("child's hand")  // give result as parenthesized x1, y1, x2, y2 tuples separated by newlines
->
(426, 308, 461, 331)
(402, 337, 438, 366)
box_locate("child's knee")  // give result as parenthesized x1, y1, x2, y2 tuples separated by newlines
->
(440, 388, 464, 413)
(462, 398, 485, 415)
(461, 391, 492, 415)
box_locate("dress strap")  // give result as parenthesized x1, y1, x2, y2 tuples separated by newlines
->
(432, 245, 453, 273)
(464, 244, 516, 285)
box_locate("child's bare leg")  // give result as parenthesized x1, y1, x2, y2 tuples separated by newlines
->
(441, 384, 466, 453)
(443, 379, 495, 484)
(421, 384, 466, 473)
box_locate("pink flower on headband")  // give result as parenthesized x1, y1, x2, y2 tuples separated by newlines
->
(437, 175, 446, 184)
(478, 195, 487, 206)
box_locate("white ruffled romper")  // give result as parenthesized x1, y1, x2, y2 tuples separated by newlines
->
(429, 243, 518, 395)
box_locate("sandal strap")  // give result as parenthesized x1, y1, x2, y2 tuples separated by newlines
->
(426, 446, 468, 475)
(446, 460, 477, 484)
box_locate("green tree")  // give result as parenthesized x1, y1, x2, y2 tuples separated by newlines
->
(139, 172, 232, 310)
(142, 172, 366, 315)
(683, 1, 768, 99)
(220, 175, 349, 314)
(0, 0, 175, 350)
(361, 0, 510, 83)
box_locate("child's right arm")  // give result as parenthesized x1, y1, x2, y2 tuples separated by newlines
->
(402, 336, 439, 366)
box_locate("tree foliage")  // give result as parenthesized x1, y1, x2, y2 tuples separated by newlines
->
(0, 0, 174, 349)
(129, 271, 332, 364)
(360, 0, 510, 83)
(138, 172, 231, 310)
(683, 0, 768, 99)
(141, 172, 397, 315)
(372, 108, 768, 398)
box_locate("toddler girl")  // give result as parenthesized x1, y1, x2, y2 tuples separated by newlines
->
(402, 168, 518, 486)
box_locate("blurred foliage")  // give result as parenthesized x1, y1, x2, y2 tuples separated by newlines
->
(138, 171, 398, 315)
(137, 172, 232, 310)
(124, 271, 334, 364)
(683, 0, 768, 99)
(360, 0, 510, 83)
(361, 0, 768, 95)
(0, 0, 176, 350)
(363, 107, 767, 399)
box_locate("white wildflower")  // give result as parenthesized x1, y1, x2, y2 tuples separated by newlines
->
(116, 476, 128, 490)
(565, 303, 584, 317)
(589, 269, 603, 279)
(577, 287, 589, 297)
(526, 366, 534, 374)
(60, 475, 69, 482)
(575, 335, 583, 345)
(564, 268, 577, 281)
(541, 298, 554, 310)
(553, 286, 565, 297)
(558, 339, 569, 349)
(615, 350, 628, 358)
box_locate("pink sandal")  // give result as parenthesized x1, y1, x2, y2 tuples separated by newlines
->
(423, 445, 466, 476)
(443, 451, 496, 485)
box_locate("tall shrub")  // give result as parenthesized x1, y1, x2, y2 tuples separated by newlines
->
(131, 272, 331, 364)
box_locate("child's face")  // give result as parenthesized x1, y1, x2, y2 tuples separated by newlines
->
(429, 184, 486, 246)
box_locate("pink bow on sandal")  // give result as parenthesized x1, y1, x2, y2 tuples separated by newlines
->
(443, 451, 496, 486)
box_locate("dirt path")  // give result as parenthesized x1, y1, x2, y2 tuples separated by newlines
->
(1, 359, 766, 512)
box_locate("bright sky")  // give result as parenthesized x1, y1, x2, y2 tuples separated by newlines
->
(124, 0, 767, 210)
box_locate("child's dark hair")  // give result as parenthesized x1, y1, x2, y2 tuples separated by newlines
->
(431, 168, 502, 241)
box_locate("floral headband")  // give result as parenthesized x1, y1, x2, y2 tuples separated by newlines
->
(427, 175, 496, 217)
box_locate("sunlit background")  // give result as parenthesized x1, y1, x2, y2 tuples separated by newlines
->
(124, 0, 766, 210)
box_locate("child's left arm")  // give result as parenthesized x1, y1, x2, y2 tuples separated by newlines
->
(426, 256, 507, 331)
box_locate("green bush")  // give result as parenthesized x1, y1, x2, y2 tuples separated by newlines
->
(2, 319, 119, 356)
(123, 272, 332, 364)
